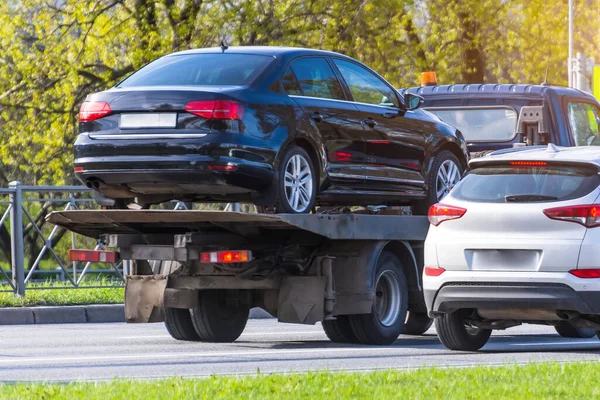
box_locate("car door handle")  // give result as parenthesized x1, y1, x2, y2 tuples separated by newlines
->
(363, 117, 377, 128)
(310, 112, 323, 123)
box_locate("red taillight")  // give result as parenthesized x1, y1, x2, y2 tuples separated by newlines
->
(428, 203, 467, 226)
(569, 269, 600, 278)
(543, 205, 600, 228)
(208, 164, 238, 172)
(74, 166, 84, 173)
(184, 100, 244, 120)
(424, 266, 445, 277)
(332, 151, 352, 162)
(200, 250, 252, 264)
(68, 250, 119, 263)
(79, 101, 112, 122)
(509, 161, 547, 167)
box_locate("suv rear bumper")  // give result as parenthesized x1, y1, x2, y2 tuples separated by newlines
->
(425, 283, 600, 317)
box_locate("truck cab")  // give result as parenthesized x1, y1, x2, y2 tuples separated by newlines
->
(403, 84, 600, 156)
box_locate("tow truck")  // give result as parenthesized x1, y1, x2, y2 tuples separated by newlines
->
(49, 209, 431, 345)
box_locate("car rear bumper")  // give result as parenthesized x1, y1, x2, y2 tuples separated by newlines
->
(425, 283, 600, 317)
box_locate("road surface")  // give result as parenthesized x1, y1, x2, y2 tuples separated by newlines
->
(1, 320, 600, 382)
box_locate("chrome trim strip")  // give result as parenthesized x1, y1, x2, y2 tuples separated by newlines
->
(89, 134, 209, 140)
(289, 95, 400, 112)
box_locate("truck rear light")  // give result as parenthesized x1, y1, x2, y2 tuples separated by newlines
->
(79, 101, 112, 122)
(424, 266, 445, 277)
(68, 249, 119, 263)
(184, 100, 245, 120)
(200, 250, 252, 264)
(428, 203, 467, 226)
(569, 269, 600, 278)
(543, 205, 600, 228)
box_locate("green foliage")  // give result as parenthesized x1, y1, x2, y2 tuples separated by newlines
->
(2, 362, 600, 398)
(0, 0, 597, 185)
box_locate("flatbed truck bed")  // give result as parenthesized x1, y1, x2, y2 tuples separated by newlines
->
(48, 210, 432, 345)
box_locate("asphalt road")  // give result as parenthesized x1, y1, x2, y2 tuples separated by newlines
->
(2, 320, 600, 382)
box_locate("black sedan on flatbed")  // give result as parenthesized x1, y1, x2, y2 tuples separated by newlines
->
(75, 46, 468, 213)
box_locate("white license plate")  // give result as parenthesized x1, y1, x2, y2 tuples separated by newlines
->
(467, 249, 542, 271)
(119, 113, 177, 129)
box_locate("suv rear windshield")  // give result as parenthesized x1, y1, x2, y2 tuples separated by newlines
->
(453, 164, 600, 203)
(426, 107, 517, 142)
(117, 54, 272, 87)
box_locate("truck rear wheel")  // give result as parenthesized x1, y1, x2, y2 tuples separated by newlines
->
(164, 307, 200, 341)
(403, 311, 434, 336)
(322, 315, 359, 343)
(190, 290, 249, 342)
(435, 309, 491, 351)
(349, 251, 408, 345)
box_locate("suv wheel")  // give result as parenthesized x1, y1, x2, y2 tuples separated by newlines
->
(555, 322, 596, 338)
(435, 309, 491, 351)
(274, 146, 317, 213)
(413, 150, 463, 215)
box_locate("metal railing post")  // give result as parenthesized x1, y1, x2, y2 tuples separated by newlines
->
(9, 181, 25, 296)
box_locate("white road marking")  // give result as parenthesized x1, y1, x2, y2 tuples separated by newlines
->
(511, 341, 600, 346)
(116, 331, 325, 340)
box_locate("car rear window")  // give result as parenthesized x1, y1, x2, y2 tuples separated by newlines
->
(452, 164, 600, 203)
(117, 54, 272, 87)
(426, 107, 517, 142)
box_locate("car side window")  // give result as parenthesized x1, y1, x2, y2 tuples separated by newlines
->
(282, 67, 302, 96)
(567, 102, 600, 146)
(288, 57, 345, 100)
(333, 59, 399, 107)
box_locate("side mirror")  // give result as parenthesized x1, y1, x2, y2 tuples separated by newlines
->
(405, 93, 424, 111)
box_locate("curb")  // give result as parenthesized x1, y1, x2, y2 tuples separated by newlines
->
(0, 305, 273, 325)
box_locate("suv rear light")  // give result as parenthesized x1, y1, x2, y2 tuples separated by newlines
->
(200, 250, 252, 263)
(428, 203, 467, 226)
(424, 266, 445, 277)
(569, 269, 600, 278)
(509, 161, 547, 167)
(79, 101, 112, 122)
(184, 100, 245, 120)
(543, 205, 600, 228)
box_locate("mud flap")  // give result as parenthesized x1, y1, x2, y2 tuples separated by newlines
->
(124, 275, 167, 323)
(277, 276, 326, 325)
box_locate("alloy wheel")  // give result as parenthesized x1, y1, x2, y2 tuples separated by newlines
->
(436, 160, 461, 201)
(284, 154, 313, 212)
(374, 270, 402, 327)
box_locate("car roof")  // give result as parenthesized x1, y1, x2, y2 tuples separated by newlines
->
(405, 84, 595, 100)
(169, 46, 348, 59)
(470, 145, 600, 168)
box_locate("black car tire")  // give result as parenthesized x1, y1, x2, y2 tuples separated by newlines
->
(322, 315, 360, 344)
(190, 290, 249, 342)
(164, 307, 201, 341)
(274, 146, 317, 214)
(349, 251, 408, 345)
(413, 150, 464, 215)
(435, 309, 492, 351)
(555, 322, 596, 338)
(403, 311, 434, 336)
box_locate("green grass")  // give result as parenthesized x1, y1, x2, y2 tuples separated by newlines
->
(0, 279, 123, 307)
(1, 362, 600, 399)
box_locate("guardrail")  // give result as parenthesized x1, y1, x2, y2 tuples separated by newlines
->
(0, 182, 201, 296)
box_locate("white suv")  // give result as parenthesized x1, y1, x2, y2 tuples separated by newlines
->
(424, 145, 600, 351)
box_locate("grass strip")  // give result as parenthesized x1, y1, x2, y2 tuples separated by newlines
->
(1, 362, 599, 399)
(0, 279, 123, 307)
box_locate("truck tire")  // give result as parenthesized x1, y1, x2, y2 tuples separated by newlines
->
(322, 315, 359, 344)
(190, 290, 249, 342)
(435, 309, 492, 351)
(555, 322, 596, 338)
(164, 307, 200, 341)
(403, 311, 434, 336)
(349, 251, 408, 345)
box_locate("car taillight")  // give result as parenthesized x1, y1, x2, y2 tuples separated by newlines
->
(184, 100, 245, 120)
(424, 266, 445, 276)
(543, 205, 600, 228)
(428, 203, 467, 226)
(200, 250, 252, 263)
(79, 101, 112, 122)
(569, 269, 600, 278)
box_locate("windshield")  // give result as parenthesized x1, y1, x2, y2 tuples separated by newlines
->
(427, 107, 517, 142)
(117, 54, 273, 87)
(453, 164, 599, 203)
(567, 102, 600, 146)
